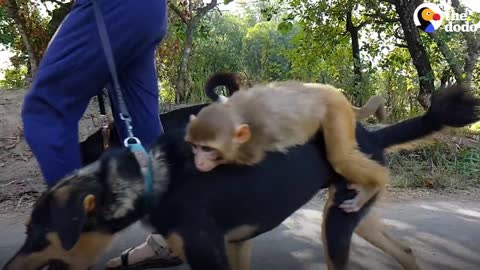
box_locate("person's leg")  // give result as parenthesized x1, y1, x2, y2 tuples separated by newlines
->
(22, 0, 110, 186)
(108, 46, 164, 148)
(22, 0, 167, 186)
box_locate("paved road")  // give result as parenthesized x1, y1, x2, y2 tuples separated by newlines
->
(1, 198, 479, 270)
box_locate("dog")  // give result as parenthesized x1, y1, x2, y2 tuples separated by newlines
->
(5, 85, 479, 270)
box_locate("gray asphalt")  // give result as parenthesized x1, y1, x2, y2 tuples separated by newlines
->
(1, 199, 479, 270)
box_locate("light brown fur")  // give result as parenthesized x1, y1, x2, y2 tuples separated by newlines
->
(353, 95, 386, 122)
(186, 80, 390, 212)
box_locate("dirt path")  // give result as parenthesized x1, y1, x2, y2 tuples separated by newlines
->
(0, 89, 111, 213)
(0, 193, 479, 269)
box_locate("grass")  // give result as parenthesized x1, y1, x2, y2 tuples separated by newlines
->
(470, 121, 480, 133)
(387, 136, 480, 189)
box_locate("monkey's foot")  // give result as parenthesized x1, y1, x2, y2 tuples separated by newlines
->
(339, 184, 378, 213)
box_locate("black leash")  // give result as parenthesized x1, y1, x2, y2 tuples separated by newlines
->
(91, 0, 154, 200)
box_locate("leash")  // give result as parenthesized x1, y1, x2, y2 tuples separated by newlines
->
(91, 0, 154, 202)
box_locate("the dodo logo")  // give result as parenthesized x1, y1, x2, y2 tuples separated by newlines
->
(414, 3, 444, 33)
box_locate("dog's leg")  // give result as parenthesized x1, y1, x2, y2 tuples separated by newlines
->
(167, 228, 230, 270)
(226, 241, 239, 270)
(322, 186, 355, 270)
(355, 213, 419, 270)
(237, 240, 252, 270)
(226, 240, 252, 270)
(322, 187, 337, 270)
(322, 184, 374, 270)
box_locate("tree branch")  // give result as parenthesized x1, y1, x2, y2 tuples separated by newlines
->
(168, 2, 188, 24)
(428, 31, 464, 83)
(194, 0, 217, 21)
(355, 21, 369, 30)
(395, 43, 409, 48)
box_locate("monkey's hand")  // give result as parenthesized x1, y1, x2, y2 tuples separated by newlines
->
(339, 184, 380, 213)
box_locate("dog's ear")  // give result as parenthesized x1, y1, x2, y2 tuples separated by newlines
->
(48, 189, 96, 250)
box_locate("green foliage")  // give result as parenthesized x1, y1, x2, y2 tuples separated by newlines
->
(0, 7, 15, 47)
(388, 142, 480, 188)
(0, 65, 28, 89)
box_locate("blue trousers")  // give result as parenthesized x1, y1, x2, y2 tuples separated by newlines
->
(22, 0, 167, 186)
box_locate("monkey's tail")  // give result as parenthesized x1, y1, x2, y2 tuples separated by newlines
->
(374, 85, 480, 149)
(205, 72, 241, 102)
(354, 95, 386, 122)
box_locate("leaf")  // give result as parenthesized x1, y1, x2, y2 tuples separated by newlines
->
(224, 0, 234, 4)
(278, 21, 293, 34)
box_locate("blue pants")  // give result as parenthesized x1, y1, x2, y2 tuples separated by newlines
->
(22, 0, 167, 186)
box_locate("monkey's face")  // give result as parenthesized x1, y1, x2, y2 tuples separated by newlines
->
(185, 104, 252, 172)
(191, 143, 227, 172)
(188, 123, 251, 172)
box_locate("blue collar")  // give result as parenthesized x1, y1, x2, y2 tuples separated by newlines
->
(126, 141, 154, 206)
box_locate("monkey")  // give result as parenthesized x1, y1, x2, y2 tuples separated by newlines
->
(354, 95, 386, 122)
(210, 72, 386, 122)
(210, 72, 387, 122)
(185, 72, 390, 212)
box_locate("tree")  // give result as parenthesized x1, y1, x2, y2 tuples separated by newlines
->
(2, 0, 72, 81)
(168, 0, 220, 102)
(427, 0, 480, 87)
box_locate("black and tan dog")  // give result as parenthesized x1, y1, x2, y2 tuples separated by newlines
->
(4, 85, 480, 270)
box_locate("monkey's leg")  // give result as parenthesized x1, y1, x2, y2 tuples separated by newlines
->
(355, 213, 420, 270)
(322, 99, 390, 213)
(226, 240, 252, 270)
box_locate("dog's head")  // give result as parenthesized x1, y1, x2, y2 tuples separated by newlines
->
(4, 146, 169, 270)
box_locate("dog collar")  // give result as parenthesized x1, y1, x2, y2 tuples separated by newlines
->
(126, 140, 154, 206)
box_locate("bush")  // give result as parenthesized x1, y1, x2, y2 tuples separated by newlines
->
(0, 66, 28, 89)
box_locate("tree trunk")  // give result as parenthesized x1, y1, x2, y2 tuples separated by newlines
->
(394, 0, 435, 109)
(5, 0, 38, 77)
(47, 1, 73, 38)
(175, 24, 195, 103)
(346, 10, 363, 105)
(170, 0, 218, 103)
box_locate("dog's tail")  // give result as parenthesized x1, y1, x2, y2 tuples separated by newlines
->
(205, 72, 241, 102)
(373, 85, 480, 149)
(353, 95, 386, 122)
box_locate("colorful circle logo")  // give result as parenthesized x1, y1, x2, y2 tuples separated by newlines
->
(413, 3, 444, 33)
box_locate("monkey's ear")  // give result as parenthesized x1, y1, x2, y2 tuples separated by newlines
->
(189, 114, 197, 122)
(233, 124, 251, 144)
